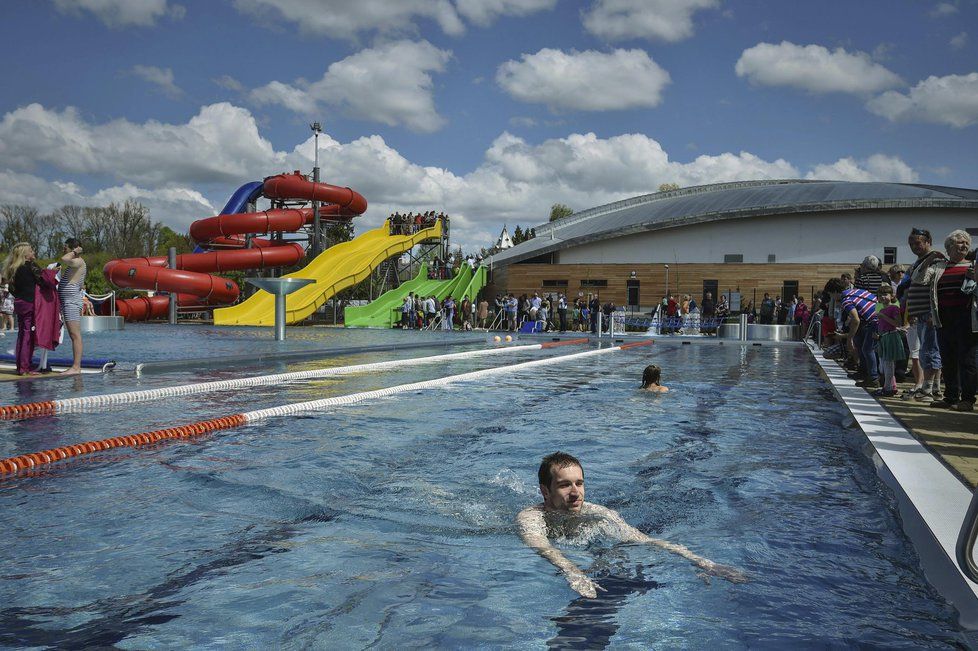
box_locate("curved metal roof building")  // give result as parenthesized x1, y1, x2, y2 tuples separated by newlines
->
(488, 179, 978, 267)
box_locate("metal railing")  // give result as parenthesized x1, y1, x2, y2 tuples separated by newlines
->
(958, 492, 978, 583)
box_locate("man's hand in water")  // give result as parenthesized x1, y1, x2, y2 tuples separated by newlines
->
(699, 560, 748, 584)
(567, 571, 605, 598)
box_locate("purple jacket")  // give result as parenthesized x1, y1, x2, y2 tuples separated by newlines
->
(34, 268, 62, 351)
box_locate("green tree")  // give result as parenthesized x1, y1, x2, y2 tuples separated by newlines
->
(658, 182, 681, 193)
(154, 226, 194, 256)
(549, 203, 573, 222)
(511, 225, 536, 245)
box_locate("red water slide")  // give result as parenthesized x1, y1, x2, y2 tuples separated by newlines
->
(104, 172, 367, 321)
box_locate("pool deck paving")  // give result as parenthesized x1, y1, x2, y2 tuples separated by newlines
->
(876, 390, 978, 489)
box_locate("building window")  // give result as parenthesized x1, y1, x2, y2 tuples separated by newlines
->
(542, 279, 568, 288)
(883, 247, 897, 264)
(724, 254, 743, 263)
(580, 279, 608, 288)
(767, 254, 776, 263)
(517, 253, 556, 264)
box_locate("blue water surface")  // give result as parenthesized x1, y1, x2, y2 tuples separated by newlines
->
(0, 327, 966, 648)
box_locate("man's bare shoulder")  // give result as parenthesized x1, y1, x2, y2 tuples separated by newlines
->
(517, 503, 545, 522)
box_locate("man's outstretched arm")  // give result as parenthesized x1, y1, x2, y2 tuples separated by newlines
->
(516, 507, 604, 598)
(594, 504, 748, 584)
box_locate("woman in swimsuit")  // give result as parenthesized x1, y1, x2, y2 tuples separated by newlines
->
(59, 238, 87, 375)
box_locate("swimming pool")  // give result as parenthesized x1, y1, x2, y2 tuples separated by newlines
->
(0, 329, 967, 648)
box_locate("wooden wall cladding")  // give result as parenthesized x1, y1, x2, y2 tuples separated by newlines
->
(489, 262, 867, 305)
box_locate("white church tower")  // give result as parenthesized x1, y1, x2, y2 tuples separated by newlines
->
(495, 225, 514, 250)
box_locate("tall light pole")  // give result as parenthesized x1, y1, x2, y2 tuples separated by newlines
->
(664, 264, 669, 300)
(310, 121, 322, 257)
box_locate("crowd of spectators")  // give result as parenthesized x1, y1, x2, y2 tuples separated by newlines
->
(816, 227, 976, 412)
(389, 211, 446, 236)
(400, 291, 477, 331)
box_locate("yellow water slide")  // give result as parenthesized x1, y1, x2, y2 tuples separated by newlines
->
(214, 220, 441, 326)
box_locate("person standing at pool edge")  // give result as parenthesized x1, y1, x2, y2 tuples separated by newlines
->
(3, 243, 43, 375)
(517, 452, 747, 598)
(59, 238, 87, 375)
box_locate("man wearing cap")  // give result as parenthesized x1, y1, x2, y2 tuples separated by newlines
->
(854, 256, 885, 296)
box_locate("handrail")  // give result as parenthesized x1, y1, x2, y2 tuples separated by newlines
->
(487, 308, 504, 331)
(957, 489, 978, 583)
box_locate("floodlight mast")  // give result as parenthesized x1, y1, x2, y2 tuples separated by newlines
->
(310, 121, 322, 257)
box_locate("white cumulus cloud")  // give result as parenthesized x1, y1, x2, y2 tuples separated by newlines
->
(0, 101, 925, 253)
(866, 72, 978, 128)
(930, 2, 958, 17)
(52, 0, 184, 27)
(0, 102, 283, 185)
(232, 0, 464, 39)
(582, 0, 719, 43)
(455, 0, 557, 25)
(950, 32, 968, 49)
(250, 40, 451, 132)
(496, 48, 671, 111)
(130, 65, 182, 99)
(735, 41, 904, 95)
(0, 170, 215, 230)
(805, 154, 919, 183)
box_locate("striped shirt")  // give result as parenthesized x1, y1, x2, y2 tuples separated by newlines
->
(854, 270, 885, 296)
(937, 262, 970, 308)
(841, 288, 877, 323)
(905, 256, 937, 319)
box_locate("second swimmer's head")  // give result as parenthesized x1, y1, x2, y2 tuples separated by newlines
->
(640, 364, 661, 388)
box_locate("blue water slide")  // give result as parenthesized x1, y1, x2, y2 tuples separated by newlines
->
(194, 181, 265, 253)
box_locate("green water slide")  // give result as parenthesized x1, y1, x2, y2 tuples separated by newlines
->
(344, 264, 487, 328)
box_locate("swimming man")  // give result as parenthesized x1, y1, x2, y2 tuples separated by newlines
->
(517, 451, 747, 598)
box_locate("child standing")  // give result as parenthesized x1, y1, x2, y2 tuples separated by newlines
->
(875, 285, 906, 397)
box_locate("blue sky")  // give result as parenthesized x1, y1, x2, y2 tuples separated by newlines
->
(2, 0, 976, 251)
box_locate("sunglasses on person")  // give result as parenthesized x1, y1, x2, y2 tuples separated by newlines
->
(910, 227, 931, 238)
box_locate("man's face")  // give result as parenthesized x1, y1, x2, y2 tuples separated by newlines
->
(541, 464, 585, 512)
(909, 235, 931, 257)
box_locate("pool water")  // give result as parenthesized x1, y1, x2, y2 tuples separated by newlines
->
(0, 329, 967, 648)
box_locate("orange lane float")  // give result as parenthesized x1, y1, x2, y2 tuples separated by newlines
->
(619, 340, 655, 350)
(0, 414, 247, 476)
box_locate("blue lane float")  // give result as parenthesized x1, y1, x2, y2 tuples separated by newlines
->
(0, 353, 116, 374)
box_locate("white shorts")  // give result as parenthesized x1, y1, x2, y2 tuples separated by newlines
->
(906, 324, 920, 360)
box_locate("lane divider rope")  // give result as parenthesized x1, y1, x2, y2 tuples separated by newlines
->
(0, 341, 589, 419)
(0, 339, 652, 477)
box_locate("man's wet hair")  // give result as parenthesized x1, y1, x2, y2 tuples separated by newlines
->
(538, 451, 582, 488)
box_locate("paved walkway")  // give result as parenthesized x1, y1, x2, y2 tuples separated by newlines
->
(876, 384, 978, 489)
